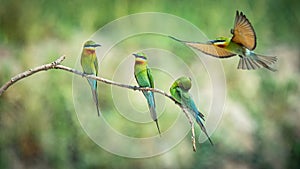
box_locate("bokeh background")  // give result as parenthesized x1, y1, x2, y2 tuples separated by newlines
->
(0, 0, 299, 168)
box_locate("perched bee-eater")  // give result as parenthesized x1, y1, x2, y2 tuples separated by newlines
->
(81, 40, 101, 116)
(133, 52, 161, 135)
(170, 11, 277, 71)
(170, 77, 213, 145)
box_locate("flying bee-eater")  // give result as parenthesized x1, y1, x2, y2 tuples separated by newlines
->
(170, 10, 277, 71)
(170, 77, 213, 145)
(81, 40, 101, 116)
(133, 52, 161, 135)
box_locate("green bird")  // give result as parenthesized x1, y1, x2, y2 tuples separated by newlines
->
(170, 77, 213, 145)
(133, 52, 161, 135)
(81, 40, 101, 116)
(170, 10, 277, 71)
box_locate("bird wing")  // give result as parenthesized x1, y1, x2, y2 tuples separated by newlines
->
(147, 67, 154, 88)
(231, 11, 257, 50)
(181, 92, 205, 119)
(94, 56, 99, 76)
(134, 68, 150, 87)
(185, 42, 235, 58)
(169, 36, 235, 58)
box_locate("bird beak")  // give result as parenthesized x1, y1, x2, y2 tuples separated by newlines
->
(209, 40, 217, 43)
(94, 44, 101, 47)
(133, 53, 147, 60)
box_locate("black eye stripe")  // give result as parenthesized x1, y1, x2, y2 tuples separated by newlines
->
(84, 45, 95, 47)
(135, 55, 147, 60)
(212, 40, 226, 43)
(84, 44, 100, 47)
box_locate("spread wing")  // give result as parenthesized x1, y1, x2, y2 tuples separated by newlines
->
(231, 11, 257, 50)
(185, 42, 235, 58)
(169, 36, 235, 58)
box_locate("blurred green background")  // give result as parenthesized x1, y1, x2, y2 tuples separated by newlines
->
(0, 0, 299, 168)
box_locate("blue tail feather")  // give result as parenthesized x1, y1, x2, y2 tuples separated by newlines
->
(195, 113, 213, 146)
(188, 98, 213, 145)
(144, 91, 161, 135)
(87, 78, 100, 116)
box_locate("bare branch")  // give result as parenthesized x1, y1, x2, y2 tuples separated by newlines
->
(0, 55, 197, 151)
(182, 108, 197, 151)
(0, 55, 66, 96)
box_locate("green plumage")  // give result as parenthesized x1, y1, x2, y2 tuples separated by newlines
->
(80, 40, 101, 116)
(133, 52, 161, 135)
(170, 77, 213, 145)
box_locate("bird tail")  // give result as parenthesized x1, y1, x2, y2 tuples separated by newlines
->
(195, 112, 214, 146)
(88, 78, 100, 116)
(145, 91, 161, 135)
(186, 98, 212, 144)
(237, 53, 277, 72)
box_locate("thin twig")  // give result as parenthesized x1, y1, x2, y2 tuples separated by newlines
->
(182, 108, 197, 151)
(0, 55, 197, 151)
(0, 55, 66, 96)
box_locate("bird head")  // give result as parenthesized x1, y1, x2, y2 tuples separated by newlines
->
(83, 40, 101, 50)
(133, 52, 148, 63)
(209, 37, 230, 47)
(177, 76, 192, 92)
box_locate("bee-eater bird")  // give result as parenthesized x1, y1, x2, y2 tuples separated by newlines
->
(133, 52, 161, 135)
(170, 10, 277, 71)
(170, 77, 213, 145)
(81, 40, 101, 116)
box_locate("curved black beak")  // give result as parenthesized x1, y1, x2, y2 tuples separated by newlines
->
(133, 53, 147, 60)
(93, 44, 101, 47)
